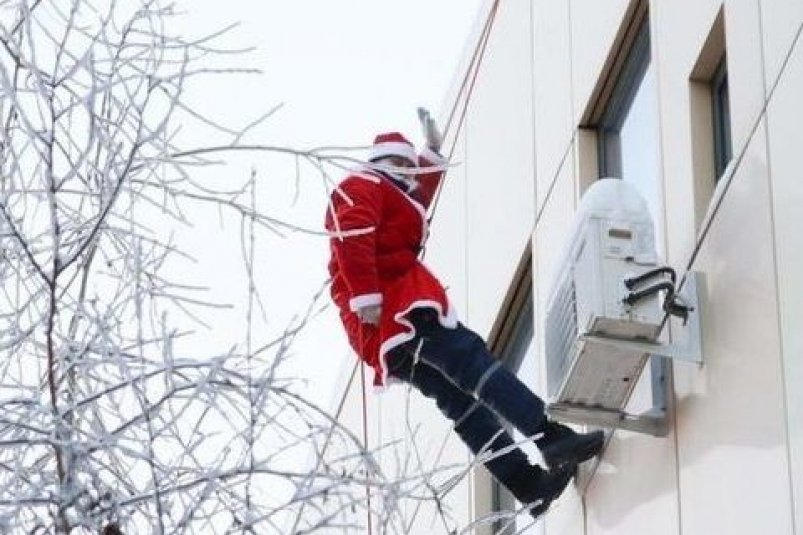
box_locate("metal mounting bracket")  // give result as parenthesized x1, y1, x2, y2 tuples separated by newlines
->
(581, 271, 704, 364)
(548, 402, 670, 437)
(547, 272, 705, 438)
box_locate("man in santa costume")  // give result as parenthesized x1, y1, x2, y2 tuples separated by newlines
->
(325, 109, 604, 518)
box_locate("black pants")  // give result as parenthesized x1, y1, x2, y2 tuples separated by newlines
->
(386, 309, 549, 500)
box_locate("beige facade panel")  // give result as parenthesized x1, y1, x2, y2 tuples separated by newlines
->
(766, 33, 803, 532)
(674, 122, 794, 535)
(532, 0, 575, 213)
(723, 0, 768, 156)
(651, 0, 722, 264)
(427, 127, 470, 318)
(569, 0, 633, 125)
(758, 0, 803, 90)
(546, 486, 585, 535)
(462, 0, 536, 333)
(584, 427, 679, 535)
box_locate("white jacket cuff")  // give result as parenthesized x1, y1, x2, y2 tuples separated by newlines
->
(349, 293, 383, 312)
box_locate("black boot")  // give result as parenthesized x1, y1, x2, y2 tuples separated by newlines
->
(536, 421, 605, 471)
(503, 463, 575, 520)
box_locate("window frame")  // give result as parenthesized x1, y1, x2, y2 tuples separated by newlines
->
(597, 16, 652, 178)
(711, 54, 732, 180)
(483, 249, 535, 533)
(490, 290, 533, 533)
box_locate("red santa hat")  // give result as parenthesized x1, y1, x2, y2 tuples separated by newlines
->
(367, 132, 418, 165)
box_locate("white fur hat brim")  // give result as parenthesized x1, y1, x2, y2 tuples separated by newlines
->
(367, 142, 417, 164)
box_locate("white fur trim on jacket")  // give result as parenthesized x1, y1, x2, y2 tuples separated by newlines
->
(349, 293, 383, 312)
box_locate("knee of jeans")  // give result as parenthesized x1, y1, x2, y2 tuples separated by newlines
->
(435, 394, 475, 424)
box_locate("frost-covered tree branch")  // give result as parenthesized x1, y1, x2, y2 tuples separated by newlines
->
(0, 1, 484, 533)
(0, 1, 464, 533)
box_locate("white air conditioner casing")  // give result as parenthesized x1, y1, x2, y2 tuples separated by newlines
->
(546, 179, 662, 406)
(543, 179, 704, 437)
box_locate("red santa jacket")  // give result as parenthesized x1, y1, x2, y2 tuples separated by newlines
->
(325, 149, 457, 387)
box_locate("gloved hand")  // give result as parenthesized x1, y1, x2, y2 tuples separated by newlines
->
(417, 107, 442, 153)
(356, 304, 382, 325)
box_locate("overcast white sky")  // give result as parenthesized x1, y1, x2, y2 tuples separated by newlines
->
(172, 1, 486, 408)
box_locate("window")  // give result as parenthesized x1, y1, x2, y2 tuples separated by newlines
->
(596, 16, 662, 236)
(711, 55, 732, 179)
(597, 16, 651, 177)
(689, 8, 729, 228)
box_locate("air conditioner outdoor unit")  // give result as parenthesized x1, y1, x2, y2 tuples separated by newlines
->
(544, 178, 703, 437)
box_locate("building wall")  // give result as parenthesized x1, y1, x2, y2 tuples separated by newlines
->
(337, 0, 802, 533)
(533, 1, 800, 534)
(433, 0, 539, 333)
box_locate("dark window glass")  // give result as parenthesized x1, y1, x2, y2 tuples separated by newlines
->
(711, 56, 732, 179)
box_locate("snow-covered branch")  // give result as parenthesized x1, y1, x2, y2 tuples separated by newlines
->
(0, 1, 477, 533)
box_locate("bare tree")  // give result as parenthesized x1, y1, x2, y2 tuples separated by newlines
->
(0, 1, 438, 532)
